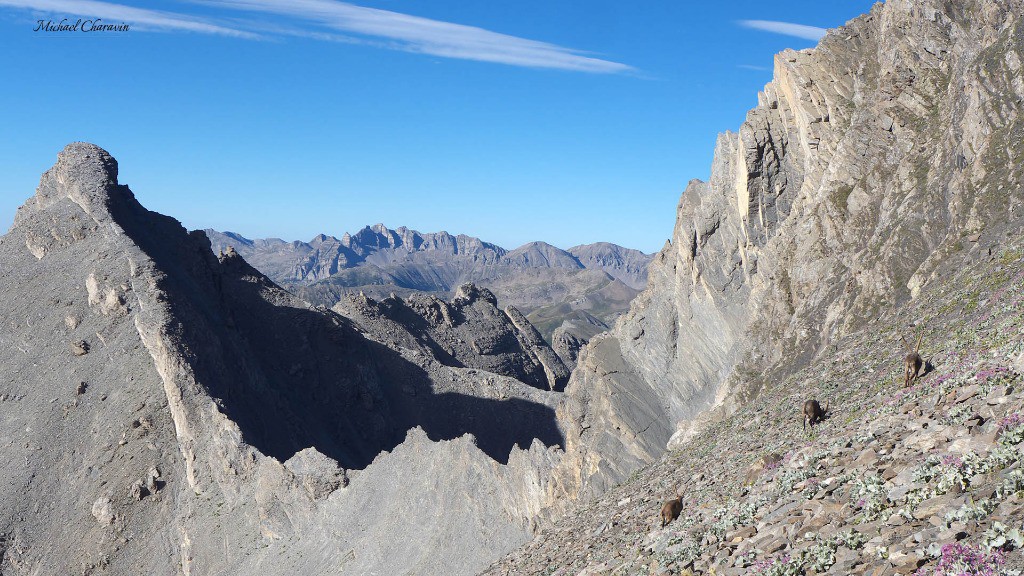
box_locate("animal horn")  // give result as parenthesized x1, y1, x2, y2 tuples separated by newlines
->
(915, 333, 923, 354)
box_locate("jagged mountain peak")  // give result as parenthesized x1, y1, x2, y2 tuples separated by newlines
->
(19, 142, 121, 225)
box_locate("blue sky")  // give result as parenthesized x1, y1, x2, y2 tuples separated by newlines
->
(0, 1, 874, 253)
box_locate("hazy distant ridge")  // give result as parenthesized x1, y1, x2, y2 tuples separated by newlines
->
(205, 225, 652, 291)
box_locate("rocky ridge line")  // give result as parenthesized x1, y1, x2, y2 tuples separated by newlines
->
(204, 228, 653, 290)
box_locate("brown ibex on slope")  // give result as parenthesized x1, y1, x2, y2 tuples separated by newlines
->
(902, 333, 924, 387)
(660, 494, 683, 527)
(803, 399, 829, 431)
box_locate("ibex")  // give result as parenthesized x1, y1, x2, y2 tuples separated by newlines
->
(902, 333, 924, 387)
(660, 494, 683, 527)
(803, 399, 829, 431)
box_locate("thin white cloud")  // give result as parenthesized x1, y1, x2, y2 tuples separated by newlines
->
(738, 19, 826, 41)
(736, 64, 769, 71)
(0, 0, 259, 37)
(2, 0, 632, 73)
(201, 0, 633, 73)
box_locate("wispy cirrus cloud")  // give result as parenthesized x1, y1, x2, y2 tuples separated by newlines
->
(0, 0, 259, 37)
(200, 0, 633, 73)
(1, 0, 632, 73)
(736, 64, 770, 71)
(738, 19, 826, 41)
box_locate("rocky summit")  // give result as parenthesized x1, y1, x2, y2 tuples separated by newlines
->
(3, 0, 1024, 575)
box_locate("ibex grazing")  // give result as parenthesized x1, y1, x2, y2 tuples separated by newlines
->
(902, 334, 924, 387)
(660, 495, 683, 527)
(803, 399, 828, 431)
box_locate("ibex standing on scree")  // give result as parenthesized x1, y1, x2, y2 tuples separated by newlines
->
(902, 333, 924, 387)
(803, 399, 828, 432)
(660, 494, 683, 527)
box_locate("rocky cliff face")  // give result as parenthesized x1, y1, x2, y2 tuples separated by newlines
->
(5, 2, 1024, 574)
(333, 283, 570, 391)
(0, 143, 569, 575)
(552, 0, 1024, 500)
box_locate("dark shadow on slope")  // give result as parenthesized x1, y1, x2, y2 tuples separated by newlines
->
(107, 190, 563, 468)
(922, 360, 934, 378)
(366, 337, 564, 464)
(207, 280, 564, 468)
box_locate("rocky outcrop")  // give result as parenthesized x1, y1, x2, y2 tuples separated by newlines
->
(551, 0, 1024, 500)
(551, 327, 587, 370)
(0, 143, 568, 576)
(333, 283, 570, 391)
(504, 304, 572, 391)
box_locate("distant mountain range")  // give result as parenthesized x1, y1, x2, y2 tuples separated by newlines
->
(205, 225, 654, 343)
